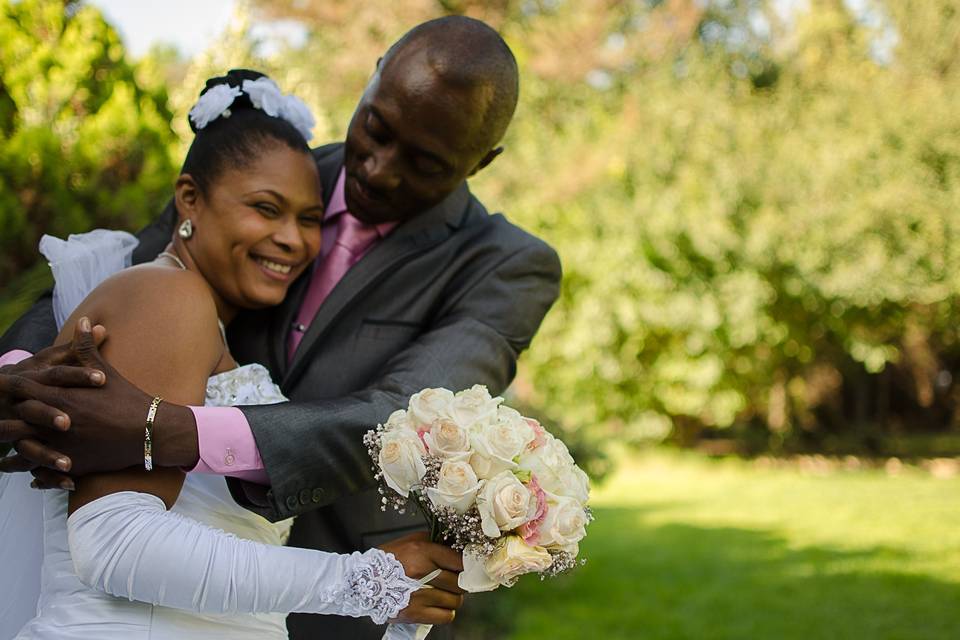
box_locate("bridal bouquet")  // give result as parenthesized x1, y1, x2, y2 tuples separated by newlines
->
(364, 385, 591, 594)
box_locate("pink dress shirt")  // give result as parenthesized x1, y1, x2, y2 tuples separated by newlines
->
(0, 350, 31, 368)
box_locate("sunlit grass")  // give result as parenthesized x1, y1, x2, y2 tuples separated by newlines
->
(459, 449, 960, 639)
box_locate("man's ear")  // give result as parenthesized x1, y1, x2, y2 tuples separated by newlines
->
(469, 147, 504, 177)
(174, 174, 201, 220)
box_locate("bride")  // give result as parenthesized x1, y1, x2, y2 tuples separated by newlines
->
(11, 70, 461, 639)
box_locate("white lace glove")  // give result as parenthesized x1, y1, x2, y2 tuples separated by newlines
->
(67, 491, 420, 624)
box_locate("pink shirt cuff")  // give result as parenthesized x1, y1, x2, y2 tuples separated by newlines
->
(189, 405, 269, 484)
(0, 350, 32, 368)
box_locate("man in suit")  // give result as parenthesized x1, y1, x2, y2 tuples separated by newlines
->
(0, 15, 561, 639)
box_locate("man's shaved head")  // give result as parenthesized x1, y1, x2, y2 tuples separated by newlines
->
(342, 16, 520, 224)
(381, 15, 519, 152)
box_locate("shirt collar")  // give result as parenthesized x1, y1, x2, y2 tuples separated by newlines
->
(325, 168, 397, 238)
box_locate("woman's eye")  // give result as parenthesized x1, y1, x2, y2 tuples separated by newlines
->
(254, 203, 279, 217)
(299, 215, 322, 226)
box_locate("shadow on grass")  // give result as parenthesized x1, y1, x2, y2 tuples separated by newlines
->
(452, 505, 960, 640)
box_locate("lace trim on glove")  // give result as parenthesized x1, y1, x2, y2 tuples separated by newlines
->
(341, 549, 421, 625)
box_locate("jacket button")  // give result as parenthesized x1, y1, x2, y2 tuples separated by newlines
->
(311, 488, 324, 503)
(299, 489, 311, 505)
(285, 495, 299, 512)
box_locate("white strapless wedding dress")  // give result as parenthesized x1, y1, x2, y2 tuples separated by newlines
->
(5, 230, 420, 640)
(15, 364, 294, 639)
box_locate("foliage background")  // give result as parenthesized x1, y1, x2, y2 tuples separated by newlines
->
(3, 0, 960, 467)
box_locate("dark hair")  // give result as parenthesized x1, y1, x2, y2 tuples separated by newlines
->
(180, 69, 311, 194)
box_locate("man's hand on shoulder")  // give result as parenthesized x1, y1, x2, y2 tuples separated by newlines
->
(0, 317, 200, 487)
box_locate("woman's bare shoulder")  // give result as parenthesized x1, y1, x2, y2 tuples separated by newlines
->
(61, 264, 224, 382)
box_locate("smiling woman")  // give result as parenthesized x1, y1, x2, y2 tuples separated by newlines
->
(8, 70, 449, 640)
(172, 143, 324, 317)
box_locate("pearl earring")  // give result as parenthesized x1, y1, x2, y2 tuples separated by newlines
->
(178, 219, 194, 239)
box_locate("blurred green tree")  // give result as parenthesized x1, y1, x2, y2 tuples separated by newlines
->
(0, 0, 178, 329)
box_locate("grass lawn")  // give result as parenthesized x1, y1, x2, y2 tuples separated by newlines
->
(457, 449, 960, 639)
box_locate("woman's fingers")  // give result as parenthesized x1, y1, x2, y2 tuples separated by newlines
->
(397, 589, 465, 625)
(0, 418, 35, 444)
(0, 453, 35, 473)
(15, 399, 71, 431)
(31, 466, 74, 491)
(427, 569, 464, 594)
(13, 438, 71, 472)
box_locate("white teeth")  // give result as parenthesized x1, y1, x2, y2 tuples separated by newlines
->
(254, 257, 292, 275)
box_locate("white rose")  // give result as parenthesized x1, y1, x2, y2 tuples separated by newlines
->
(469, 409, 534, 480)
(476, 471, 538, 538)
(426, 460, 481, 513)
(557, 464, 591, 506)
(408, 388, 455, 429)
(378, 429, 426, 498)
(536, 492, 588, 552)
(383, 409, 415, 433)
(423, 417, 472, 460)
(518, 434, 582, 497)
(458, 537, 553, 592)
(242, 77, 284, 117)
(458, 545, 500, 592)
(447, 385, 501, 429)
(468, 450, 511, 481)
(188, 83, 242, 130)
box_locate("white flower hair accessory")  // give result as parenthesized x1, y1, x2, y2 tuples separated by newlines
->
(188, 84, 242, 130)
(278, 94, 316, 142)
(188, 75, 316, 142)
(242, 77, 284, 118)
(242, 77, 315, 142)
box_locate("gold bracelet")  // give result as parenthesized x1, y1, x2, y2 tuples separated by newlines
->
(145, 396, 163, 471)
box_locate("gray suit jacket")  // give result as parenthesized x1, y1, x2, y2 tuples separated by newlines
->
(0, 143, 562, 639)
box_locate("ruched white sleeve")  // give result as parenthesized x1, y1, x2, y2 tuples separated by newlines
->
(67, 491, 421, 625)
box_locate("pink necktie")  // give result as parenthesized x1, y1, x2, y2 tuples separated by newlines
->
(288, 213, 380, 361)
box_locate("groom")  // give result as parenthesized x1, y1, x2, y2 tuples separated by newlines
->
(0, 15, 561, 639)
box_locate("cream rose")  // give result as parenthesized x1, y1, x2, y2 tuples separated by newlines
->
(517, 434, 584, 499)
(469, 409, 534, 480)
(557, 464, 591, 506)
(458, 537, 553, 592)
(426, 460, 481, 513)
(408, 388, 455, 429)
(378, 429, 427, 498)
(383, 409, 415, 433)
(423, 417, 471, 460)
(458, 545, 499, 592)
(536, 492, 589, 552)
(447, 385, 501, 429)
(476, 471, 538, 538)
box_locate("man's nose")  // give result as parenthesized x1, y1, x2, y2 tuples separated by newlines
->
(363, 149, 402, 191)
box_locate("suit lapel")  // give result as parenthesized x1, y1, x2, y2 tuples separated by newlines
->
(282, 181, 472, 388)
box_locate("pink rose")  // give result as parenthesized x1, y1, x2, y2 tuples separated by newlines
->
(517, 474, 548, 544)
(524, 418, 548, 452)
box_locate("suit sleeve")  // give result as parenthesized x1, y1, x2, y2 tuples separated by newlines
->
(233, 240, 563, 521)
(0, 202, 177, 355)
